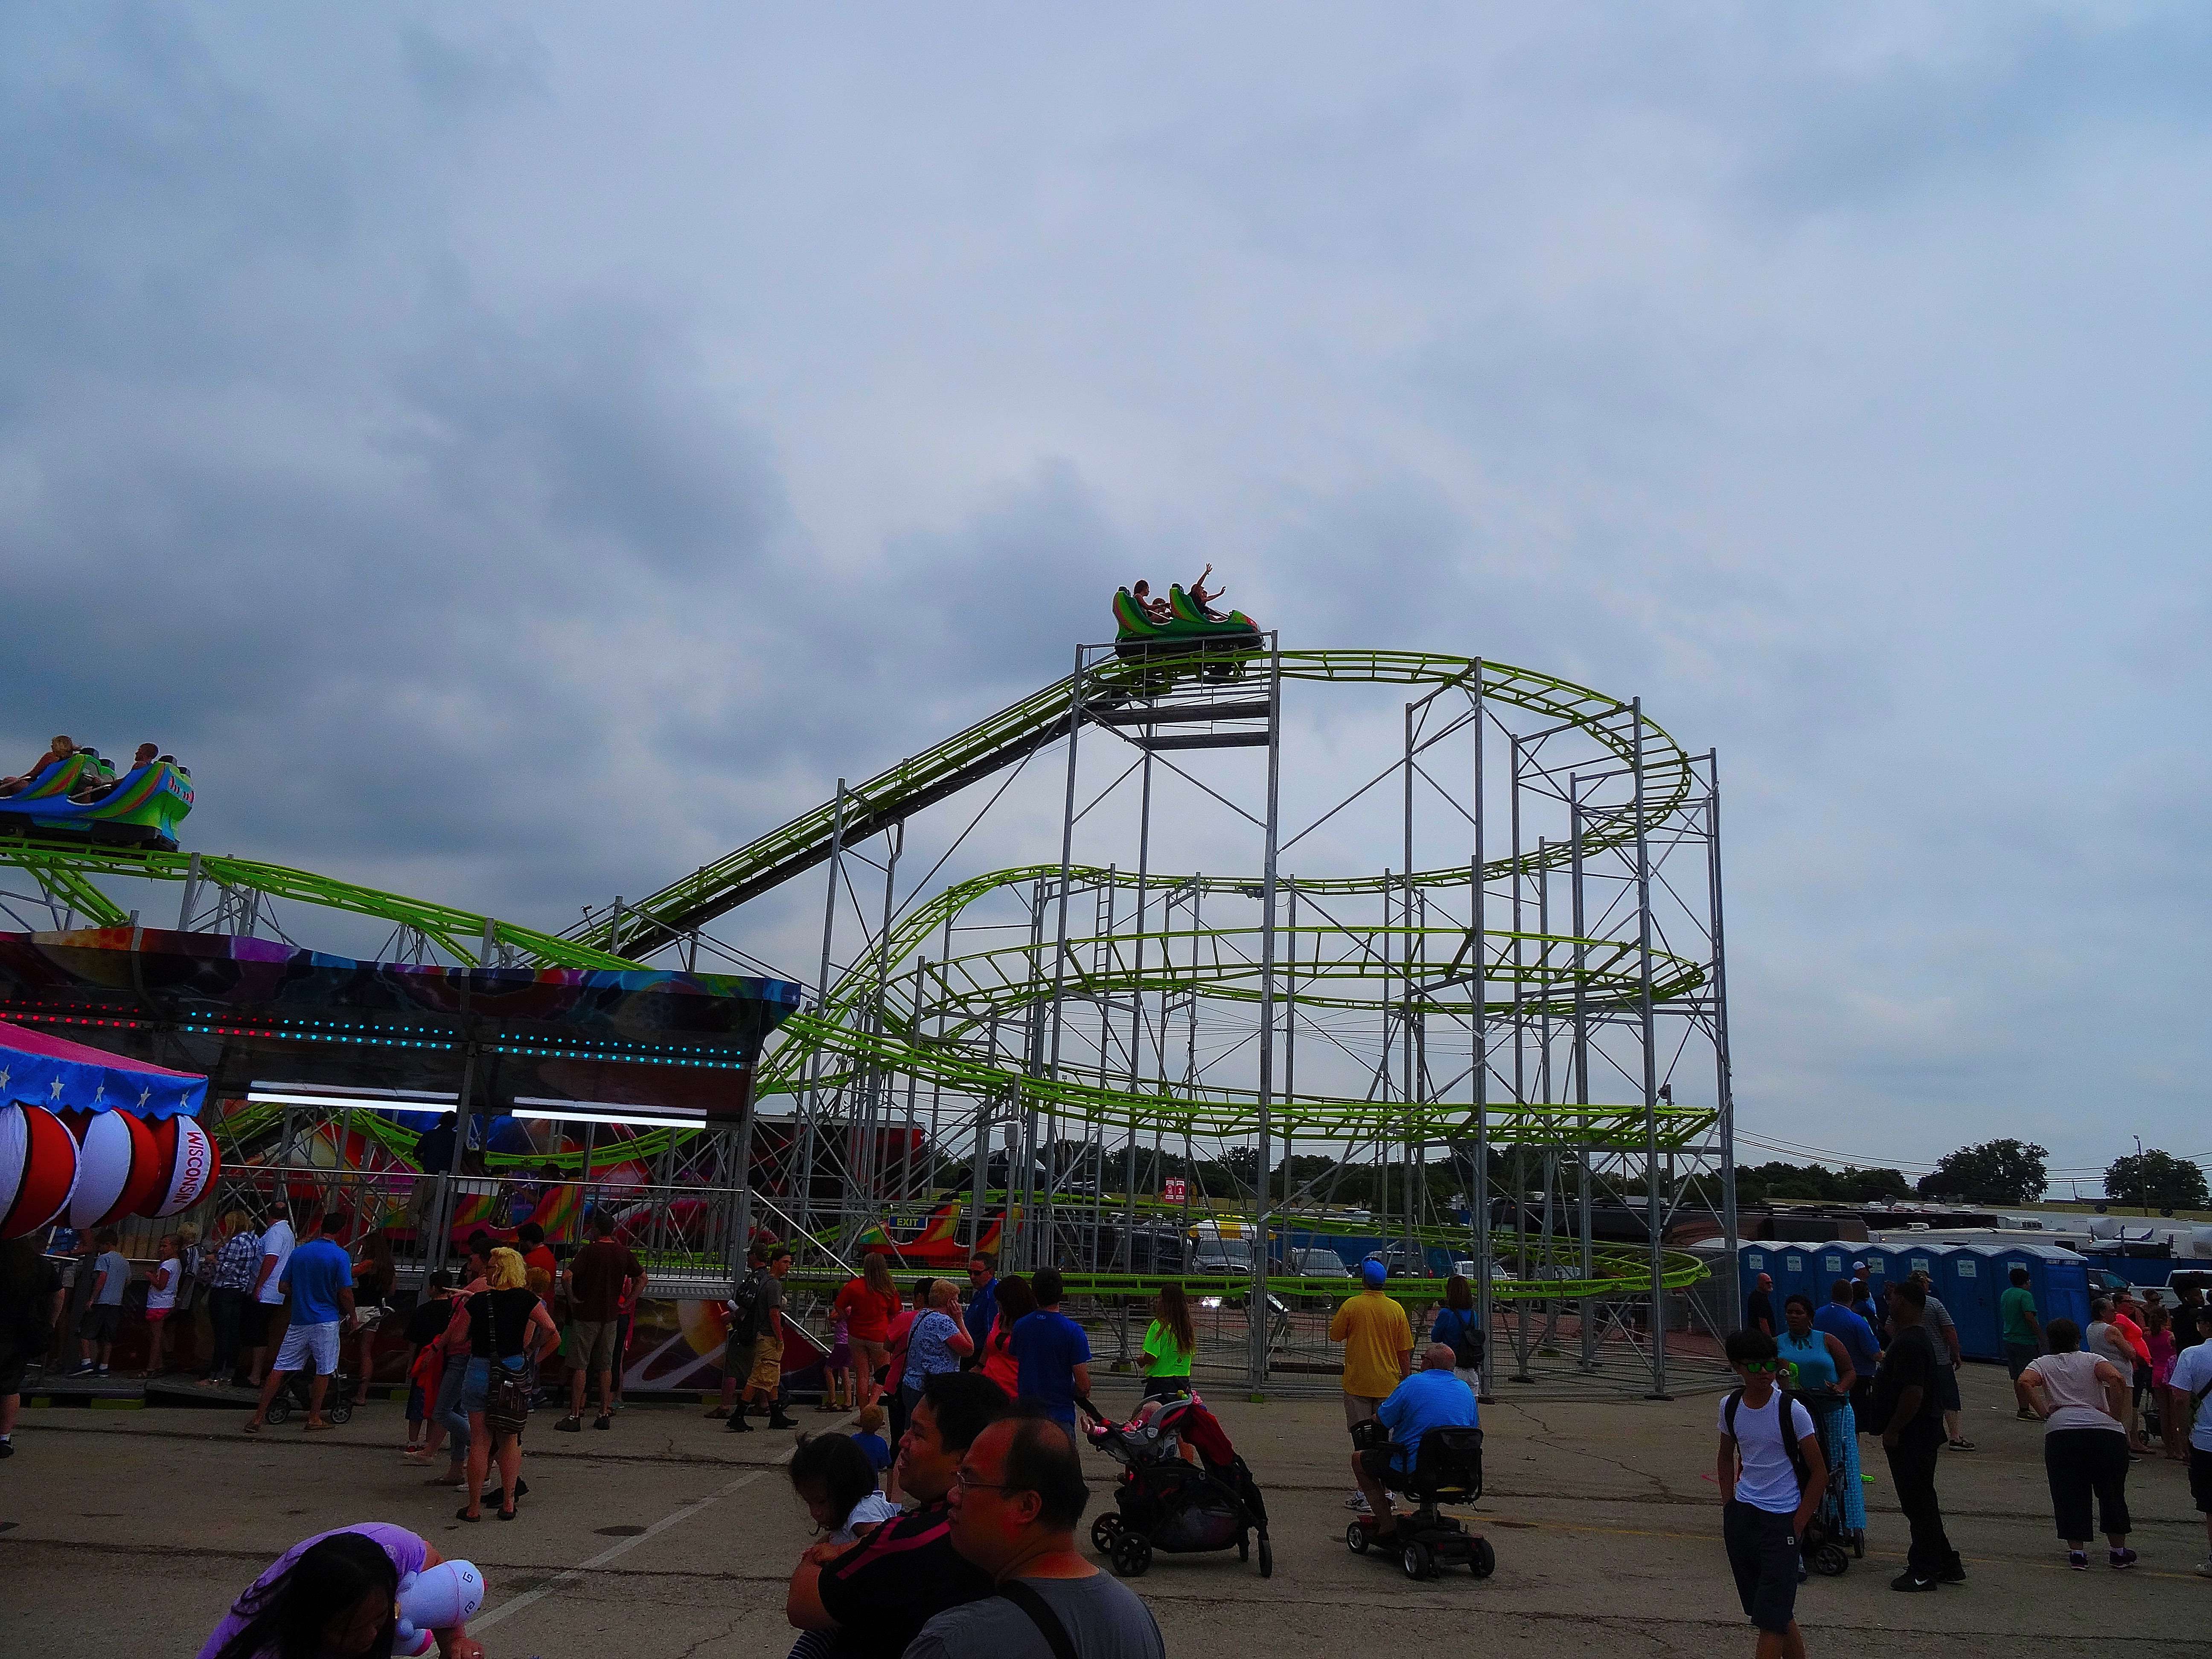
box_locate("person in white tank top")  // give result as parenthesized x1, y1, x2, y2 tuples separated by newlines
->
(2018, 1318, 2135, 1569)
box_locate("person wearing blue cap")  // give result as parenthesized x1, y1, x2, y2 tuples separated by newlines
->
(1330, 1258, 1413, 1512)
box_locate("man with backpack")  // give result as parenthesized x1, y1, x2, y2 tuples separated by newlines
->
(2167, 1302, 2212, 1578)
(1717, 1327, 1827, 1659)
(725, 1242, 797, 1433)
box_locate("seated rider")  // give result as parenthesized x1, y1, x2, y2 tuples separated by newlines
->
(1189, 564, 1226, 621)
(1130, 579, 1173, 624)
(1, 734, 76, 797)
(1348, 1342, 1479, 1543)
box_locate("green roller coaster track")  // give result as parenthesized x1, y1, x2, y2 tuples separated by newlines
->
(1, 646, 1721, 1296)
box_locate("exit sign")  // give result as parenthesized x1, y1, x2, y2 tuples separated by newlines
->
(1163, 1178, 1187, 1202)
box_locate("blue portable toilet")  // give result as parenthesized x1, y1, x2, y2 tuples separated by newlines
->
(1861, 1240, 1939, 1330)
(1739, 1243, 1820, 1324)
(1938, 1246, 2002, 1361)
(1805, 1242, 1859, 1310)
(1980, 1242, 2092, 1344)
(1738, 1244, 1778, 1326)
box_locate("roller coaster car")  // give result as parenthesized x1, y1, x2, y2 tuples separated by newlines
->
(0, 751, 195, 851)
(1112, 587, 1262, 675)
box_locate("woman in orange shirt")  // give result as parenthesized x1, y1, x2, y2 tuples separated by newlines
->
(831, 1253, 901, 1407)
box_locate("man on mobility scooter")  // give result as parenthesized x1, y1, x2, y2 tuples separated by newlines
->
(1345, 1343, 1495, 1580)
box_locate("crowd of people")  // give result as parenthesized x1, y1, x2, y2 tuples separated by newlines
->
(0, 733, 176, 799)
(14, 1211, 2212, 1657)
(1724, 1264, 2212, 1659)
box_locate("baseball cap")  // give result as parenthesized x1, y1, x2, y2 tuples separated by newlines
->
(1361, 1259, 1388, 1287)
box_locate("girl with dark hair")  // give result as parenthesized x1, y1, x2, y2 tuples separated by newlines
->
(1429, 1274, 1483, 1394)
(1139, 1285, 1196, 1403)
(789, 1431, 901, 1545)
(979, 1272, 1034, 1396)
(198, 1525, 481, 1659)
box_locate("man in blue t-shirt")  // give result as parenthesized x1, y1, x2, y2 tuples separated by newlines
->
(1813, 1279, 1881, 1423)
(962, 1253, 998, 1363)
(1350, 1343, 1479, 1538)
(245, 1211, 355, 1434)
(1009, 1266, 1091, 1428)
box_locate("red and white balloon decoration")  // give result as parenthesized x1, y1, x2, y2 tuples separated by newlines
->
(65, 1106, 165, 1229)
(140, 1112, 218, 1218)
(0, 1103, 81, 1238)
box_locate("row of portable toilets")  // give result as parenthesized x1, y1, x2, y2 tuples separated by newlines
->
(1739, 1240, 2091, 1363)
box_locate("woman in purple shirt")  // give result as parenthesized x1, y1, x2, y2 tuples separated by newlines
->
(198, 1523, 481, 1659)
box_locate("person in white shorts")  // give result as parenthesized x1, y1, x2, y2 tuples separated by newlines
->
(245, 1211, 355, 1433)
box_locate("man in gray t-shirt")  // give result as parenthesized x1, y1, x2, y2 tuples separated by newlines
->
(911, 1412, 1164, 1659)
(1911, 1274, 1970, 1450)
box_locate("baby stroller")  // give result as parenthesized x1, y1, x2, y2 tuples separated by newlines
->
(1795, 1392, 1860, 1578)
(1081, 1391, 1272, 1578)
(1345, 1420, 1496, 1581)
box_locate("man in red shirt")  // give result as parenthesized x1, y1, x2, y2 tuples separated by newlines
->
(515, 1223, 558, 1286)
(558, 1212, 640, 1432)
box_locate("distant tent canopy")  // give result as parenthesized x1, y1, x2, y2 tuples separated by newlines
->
(0, 1018, 208, 1120)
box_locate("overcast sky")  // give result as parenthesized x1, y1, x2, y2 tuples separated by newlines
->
(5, 5, 2208, 1190)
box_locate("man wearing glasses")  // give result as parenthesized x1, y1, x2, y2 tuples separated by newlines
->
(963, 1255, 999, 1368)
(908, 1407, 1164, 1659)
(788, 1372, 1012, 1657)
(1717, 1328, 1825, 1659)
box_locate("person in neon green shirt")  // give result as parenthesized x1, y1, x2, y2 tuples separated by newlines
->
(1138, 1285, 1196, 1403)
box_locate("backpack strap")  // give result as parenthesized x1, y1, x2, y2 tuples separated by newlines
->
(1723, 1387, 1812, 1493)
(996, 1580, 1079, 1659)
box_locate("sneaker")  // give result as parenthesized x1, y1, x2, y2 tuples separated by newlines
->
(1936, 1561, 1967, 1584)
(1946, 1438, 1975, 1452)
(2016, 1409, 2041, 1422)
(767, 1411, 799, 1430)
(1343, 1492, 1372, 1512)
(724, 1414, 753, 1433)
(1890, 1572, 1938, 1593)
(68, 1363, 96, 1377)
(2067, 1550, 2088, 1571)
(0, 1438, 14, 1459)
(555, 1415, 582, 1433)
(2196, 1558, 2212, 1578)
(2108, 1548, 2137, 1571)
(592, 1413, 612, 1431)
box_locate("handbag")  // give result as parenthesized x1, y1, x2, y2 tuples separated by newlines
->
(484, 1292, 533, 1438)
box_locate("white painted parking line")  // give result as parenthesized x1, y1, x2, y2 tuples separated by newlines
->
(472, 1437, 812, 1632)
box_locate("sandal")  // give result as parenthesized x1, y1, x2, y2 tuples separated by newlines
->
(497, 1505, 517, 1521)
(242, 1421, 262, 1435)
(455, 1506, 482, 1522)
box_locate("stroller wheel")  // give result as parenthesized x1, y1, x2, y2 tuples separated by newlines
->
(1851, 1530, 1865, 1559)
(1811, 1542, 1849, 1578)
(1401, 1540, 1435, 1581)
(325, 1400, 354, 1426)
(1111, 1534, 1152, 1578)
(1258, 1537, 1274, 1579)
(1470, 1537, 1496, 1579)
(1346, 1521, 1370, 1554)
(1237, 1536, 1249, 1562)
(1090, 1515, 1124, 1555)
(265, 1400, 291, 1426)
